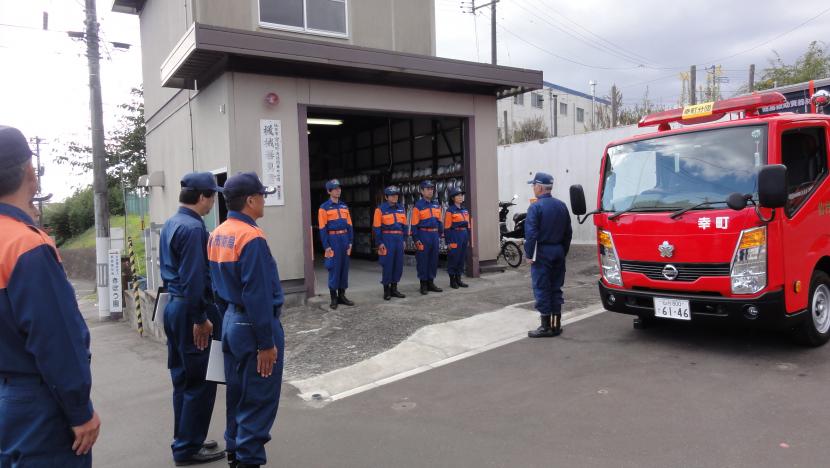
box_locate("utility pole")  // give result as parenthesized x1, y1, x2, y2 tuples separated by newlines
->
(547, 88, 554, 137)
(690, 65, 697, 105)
(749, 64, 755, 93)
(589, 80, 597, 131)
(85, 0, 112, 320)
(611, 85, 619, 127)
(464, 0, 499, 65)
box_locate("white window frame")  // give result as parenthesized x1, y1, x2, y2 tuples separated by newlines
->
(513, 93, 524, 106)
(576, 107, 585, 123)
(531, 93, 543, 109)
(559, 102, 568, 116)
(259, 0, 350, 39)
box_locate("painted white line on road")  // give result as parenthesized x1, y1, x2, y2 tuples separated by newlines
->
(322, 306, 606, 402)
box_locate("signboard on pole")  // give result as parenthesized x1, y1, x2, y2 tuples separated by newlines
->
(260, 119, 285, 206)
(108, 249, 123, 313)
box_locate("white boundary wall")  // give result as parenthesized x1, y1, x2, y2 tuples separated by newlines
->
(497, 125, 653, 244)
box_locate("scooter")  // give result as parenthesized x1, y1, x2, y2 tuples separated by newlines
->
(498, 195, 524, 267)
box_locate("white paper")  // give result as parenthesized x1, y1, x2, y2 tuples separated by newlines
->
(108, 249, 123, 313)
(206, 340, 225, 384)
(260, 119, 285, 206)
(153, 292, 170, 328)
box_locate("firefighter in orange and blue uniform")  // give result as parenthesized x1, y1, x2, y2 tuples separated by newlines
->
(411, 179, 444, 295)
(318, 179, 355, 309)
(0, 125, 100, 467)
(373, 185, 407, 300)
(444, 187, 471, 289)
(208, 172, 284, 468)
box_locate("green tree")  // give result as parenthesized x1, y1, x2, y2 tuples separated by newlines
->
(511, 116, 549, 143)
(756, 41, 830, 90)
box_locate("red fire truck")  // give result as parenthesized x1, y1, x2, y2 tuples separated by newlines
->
(570, 90, 830, 345)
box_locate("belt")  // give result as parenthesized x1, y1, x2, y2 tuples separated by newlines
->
(381, 230, 404, 235)
(0, 374, 44, 384)
(419, 228, 439, 232)
(452, 227, 468, 231)
(328, 230, 348, 235)
(228, 303, 281, 319)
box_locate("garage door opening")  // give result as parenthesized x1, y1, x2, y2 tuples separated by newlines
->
(303, 108, 469, 296)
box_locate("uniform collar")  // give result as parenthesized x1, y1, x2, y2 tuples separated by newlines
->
(177, 206, 204, 223)
(537, 193, 552, 199)
(229, 210, 258, 227)
(329, 198, 341, 205)
(0, 202, 34, 225)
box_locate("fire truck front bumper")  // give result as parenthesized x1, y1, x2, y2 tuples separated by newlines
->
(597, 281, 808, 330)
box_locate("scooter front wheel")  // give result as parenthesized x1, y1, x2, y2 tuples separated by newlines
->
(501, 241, 523, 268)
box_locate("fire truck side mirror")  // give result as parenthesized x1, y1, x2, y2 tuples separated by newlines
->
(758, 165, 788, 209)
(726, 192, 749, 210)
(570, 184, 587, 216)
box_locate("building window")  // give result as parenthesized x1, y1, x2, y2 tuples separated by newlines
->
(576, 107, 585, 123)
(260, 0, 348, 37)
(559, 102, 567, 116)
(513, 93, 524, 106)
(531, 93, 544, 109)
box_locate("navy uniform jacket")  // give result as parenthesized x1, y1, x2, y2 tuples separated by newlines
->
(524, 194, 573, 260)
(0, 203, 93, 426)
(372, 202, 407, 246)
(410, 198, 444, 241)
(159, 207, 212, 324)
(208, 211, 284, 350)
(443, 204, 471, 238)
(318, 199, 353, 249)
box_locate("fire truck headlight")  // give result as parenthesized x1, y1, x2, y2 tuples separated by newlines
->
(731, 227, 767, 294)
(598, 229, 623, 287)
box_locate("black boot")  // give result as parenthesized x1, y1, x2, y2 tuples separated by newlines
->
(528, 315, 555, 338)
(456, 275, 469, 288)
(383, 284, 392, 301)
(449, 275, 459, 289)
(551, 314, 563, 336)
(228, 452, 238, 468)
(420, 280, 428, 295)
(391, 283, 406, 298)
(427, 280, 443, 292)
(237, 465, 260, 468)
(338, 288, 355, 306)
(329, 289, 338, 309)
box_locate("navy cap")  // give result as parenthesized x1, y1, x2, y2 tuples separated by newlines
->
(0, 125, 33, 169)
(419, 180, 435, 189)
(527, 172, 554, 185)
(223, 172, 276, 198)
(326, 179, 341, 191)
(384, 185, 401, 196)
(449, 187, 465, 198)
(180, 171, 223, 193)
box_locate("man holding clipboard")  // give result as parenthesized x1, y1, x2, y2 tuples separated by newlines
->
(524, 172, 572, 338)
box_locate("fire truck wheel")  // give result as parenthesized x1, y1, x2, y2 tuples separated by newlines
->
(794, 270, 830, 347)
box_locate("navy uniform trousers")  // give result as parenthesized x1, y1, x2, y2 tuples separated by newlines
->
(327, 232, 350, 290)
(531, 244, 566, 316)
(446, 229, 469, 276)
(415, 231, 440, 281)
(222, 306, 284, 466)
(379, 234, 405, 285)
(163, 298, 221, 461)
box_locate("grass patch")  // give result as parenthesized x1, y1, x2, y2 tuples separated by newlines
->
(61, 214, 147, 277)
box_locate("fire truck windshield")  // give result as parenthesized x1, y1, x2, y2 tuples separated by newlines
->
(601, 125, 768, 213)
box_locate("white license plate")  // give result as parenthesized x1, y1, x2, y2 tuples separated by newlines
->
(653, 297, 691, 321)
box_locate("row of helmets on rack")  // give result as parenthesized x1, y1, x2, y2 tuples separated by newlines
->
(390, 162, 462, 181)
(394, 178, 465, 200)
(336, 174, 370, 186)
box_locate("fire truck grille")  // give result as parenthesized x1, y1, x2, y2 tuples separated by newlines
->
(620, 260, 731, 282)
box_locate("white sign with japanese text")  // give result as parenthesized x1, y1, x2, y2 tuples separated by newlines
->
(260, 119, 285, 206)
(108, 249, 123, 313)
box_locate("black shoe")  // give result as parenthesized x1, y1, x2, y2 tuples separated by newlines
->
(427, 281, 443, 292)
(203, 440, 218, 451)
(329, 289, 338, 310)
(551, 314, 563, 336)
(175, 448, 226, 466)
(456, 275, 469, 288)
(528, 315, 555, 338)
(338, 289, 355, 306)
(420, 280, 428, 295)
(383, 284, 392, 301)
(237, 465, 260, 468)
(391, 283, 406, 298)
(449, 275, 459, 289)
(228, 452, 238, 468)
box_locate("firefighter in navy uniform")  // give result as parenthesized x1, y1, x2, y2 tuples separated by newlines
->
(208, 172, 284, 468)
(373, 185, 407, 300)
(524, 172, 572, 338)
(318, 179, 355, 309)
(158, 172, 226, 466)
(410, 180, 444, 294)
(0, 125, 101, 467)
(444, 187, 471, 289)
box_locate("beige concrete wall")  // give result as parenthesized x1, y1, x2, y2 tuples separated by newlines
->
(146, 106, 194, 226)
(191, 0, 434, 55)
(226, 72, 499, 281)
(139, 0, 193, 117)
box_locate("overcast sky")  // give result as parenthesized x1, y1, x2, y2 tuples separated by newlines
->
(0, 0, 828, 200)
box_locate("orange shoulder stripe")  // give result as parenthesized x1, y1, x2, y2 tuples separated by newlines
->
(0, 215, 56, 289)
(208, 218, 264, 263)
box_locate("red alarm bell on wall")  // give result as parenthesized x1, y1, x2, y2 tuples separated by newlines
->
(265, 92, 279, 106)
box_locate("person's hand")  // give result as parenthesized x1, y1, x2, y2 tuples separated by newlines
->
(257, 346, 278, 378)
(415, 240, 424, 251)
(325, 247, 334, 258)
(378, 244, 387, 256)
(72, 411, 101, 456)
(193, 319, 213, 351)
(347, 245, 352, 256)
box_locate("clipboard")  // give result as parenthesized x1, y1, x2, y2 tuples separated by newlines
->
(152, 287, 169, 328)
(206, 340, 225, 384)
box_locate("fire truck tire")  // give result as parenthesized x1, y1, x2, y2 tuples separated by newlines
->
(794, 270, 830, 347)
